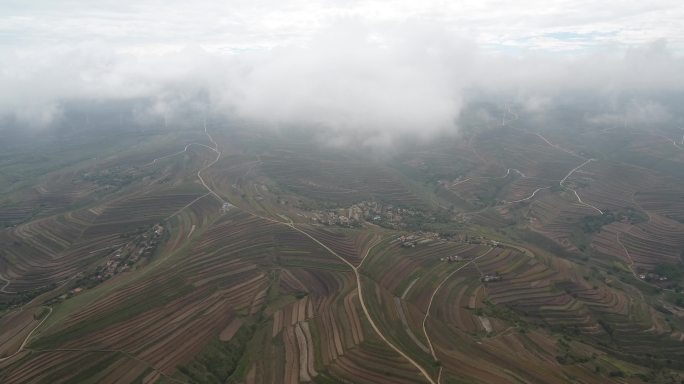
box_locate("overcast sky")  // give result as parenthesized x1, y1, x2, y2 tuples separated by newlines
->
(1, 0, 683, 137)
(3, 0, 684, 52)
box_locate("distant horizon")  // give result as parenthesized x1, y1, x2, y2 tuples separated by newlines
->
(3, 1, 684, 53)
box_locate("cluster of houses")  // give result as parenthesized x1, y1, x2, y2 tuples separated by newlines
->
(638, 273, 669, 282)
(481, 274, 503, 282)
(55, 224, 165, 301)
(102, 224, 164, 279)
(466, 235, 501, 247)
(361, 201, 419, 224)
(311, 209, 363, 227)
(398, 232, 440, 248)
(80, 165, 141, 189)
(308, 200, 424, 228)
(395, 232, 504, 254)
(221, 202, 234, 212)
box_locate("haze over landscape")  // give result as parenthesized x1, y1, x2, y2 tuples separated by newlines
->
(2, 1, 684, 383)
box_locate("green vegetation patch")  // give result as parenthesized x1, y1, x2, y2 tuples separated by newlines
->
(654, 263, 684, 281)
(475, 299, 528, 330)
(665, 291, 684, 307)
(177, 322, 256, 384)
(579, 208, 647, 234)
(32, 277, 193, 349)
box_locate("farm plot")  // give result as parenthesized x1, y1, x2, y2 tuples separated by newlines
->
(293, 226, 381, 267)
(1, 212, 285, 382)
(362, 239, 487, 306)
(417, 243, 684, 382)
(82, 186, 206, 237)
(0, 184, 208, 295)
(0, 307, 44, 359)
(473, 128, 580, 181)
(0, 214, 119, 293)
(571, 161, 651, 212)
(526, 192, 602, 251)
(3, 209, 420, 383)
(260, 155, 429, 208)
(478, 247, 684, 365)
(636, 186, 684, 222)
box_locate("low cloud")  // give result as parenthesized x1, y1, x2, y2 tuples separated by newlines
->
(1, 21, 683, 147)
(587, 99, 673, 128)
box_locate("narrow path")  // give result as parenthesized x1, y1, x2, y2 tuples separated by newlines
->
(0, 307, 53, 363)
(285, 227, 437, 384)
(559, 158, 603, 214)
(675, 139, 684, 150)
(471, 105, 593, 209)
(143, 147, 189, 167)
(559, 158, 593, 185)
(510, 168, 526, 178)
(421, 247, 494, 383)
(0, 273, 14, 293)
(2, 119, 430, 384)
(143, 142, 215, 167)
(179, 121, 437, 384)
(166, 193, 211, 220)
(504, 186, 551, 204)
(527, 126, 602, 214)
(401, 278, 419, 300)
(88, 243, 127, 254)
(2, 120, 225, 368)
(501, 102, 519, 127)
(451, 167, 525, 188)
(656, 134, 684, 151)
(616, 231, 674, 293)
(155, 119, 227, 219)
(616, 232, 638, 278)
(533, 132, 582, 158)
(0, 266, 89, 363)
(195, 119, 227, 205)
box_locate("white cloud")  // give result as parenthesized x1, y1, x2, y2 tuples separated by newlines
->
(0, 1, 683, 143)
(2, 1, 684, 52)
(220, 21, 467, 137)
(587, 99, 673, 127)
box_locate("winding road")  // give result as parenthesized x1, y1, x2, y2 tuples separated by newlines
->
(523, 122, 603, 214)
(559, 158, 603, 214)
(0, 273, 13, 293)
(421, 248, 494, 383)
(533, 132, 582, 158)
(171, 119, 439, 384)
(0, 307, 52, 363)
(1, 115, 533, 382)
(285, 228, 438, 384)
(504, 186, 551, 204)
(451, 167, 525, 188)
(195, 119, 227, 205)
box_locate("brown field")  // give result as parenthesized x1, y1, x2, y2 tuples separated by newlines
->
(2, 114, 684, 383)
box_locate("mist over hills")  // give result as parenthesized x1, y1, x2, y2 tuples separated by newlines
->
(3, 2, 684, 384)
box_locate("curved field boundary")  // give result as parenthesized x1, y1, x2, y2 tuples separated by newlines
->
(24, 347, 185, 384)
(176, 120, 437, 384)
(503, 186, 551, 204)
(289, 227, 436, 384)
(0, 273, 14, 293)
(0, 307, 52, 363)
(421, 247, 495, 383)
(559, 158, 603, 214)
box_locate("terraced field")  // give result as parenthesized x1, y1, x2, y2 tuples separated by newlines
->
(261, 154, 431, 209)
(2, 112, 684, 384)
